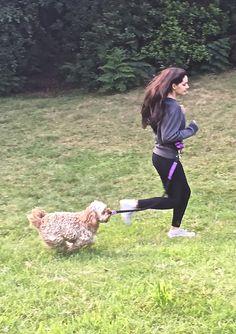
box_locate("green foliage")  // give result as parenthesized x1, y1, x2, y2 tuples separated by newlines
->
(97, 48, 154, 93)
(141, 0, 228, 69)
(60, 57, 84, 86)
(0, 0, 234, 94)
(0, 72, 24, 96)
(44, 0, 232, 91)
(198, 38, 231, 73)
(60, 1, 161, 91)
(141, 16, 191, 68)
(220, 0, 236, 64)
(0, 3, 33, 94)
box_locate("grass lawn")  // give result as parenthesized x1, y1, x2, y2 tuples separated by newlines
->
(0, 70, 235, 333)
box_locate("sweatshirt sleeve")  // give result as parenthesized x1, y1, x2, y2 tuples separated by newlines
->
(161, 104, 199, 143)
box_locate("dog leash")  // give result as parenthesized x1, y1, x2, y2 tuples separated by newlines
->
(111, 143, 183, 216)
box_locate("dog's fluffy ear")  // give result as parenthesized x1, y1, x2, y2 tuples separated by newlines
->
(28, 207, 46, 229)
(87, 210, 99, 224)
(85, 201, 111, 224)
(80, 208, 99, 226)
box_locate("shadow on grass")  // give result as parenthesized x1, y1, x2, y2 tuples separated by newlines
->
(51, 244, 144, 263)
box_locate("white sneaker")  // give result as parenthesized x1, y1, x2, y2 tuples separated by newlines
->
(119, 199, 138, 225)
(167, 228, 196, 238)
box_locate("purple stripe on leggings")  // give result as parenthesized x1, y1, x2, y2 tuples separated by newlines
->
(167, 161, 178, 180)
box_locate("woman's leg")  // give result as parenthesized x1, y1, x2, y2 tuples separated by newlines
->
(120, 154, 195, 236)
(137, 154, 191, 228)
(167, 161, 191, 227)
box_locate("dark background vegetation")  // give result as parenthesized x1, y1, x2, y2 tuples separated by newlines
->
(0, 0, 236, 95)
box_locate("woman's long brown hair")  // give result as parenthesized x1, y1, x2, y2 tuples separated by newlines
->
(141, 67, 187, 133)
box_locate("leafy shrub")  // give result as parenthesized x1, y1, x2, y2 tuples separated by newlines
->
(0, 3, 36, 95)
(0, 0, 233, 94)
(141, 0, 228, 70)
(60, 53, 101, 91)
(97, 48, 154, 93)
(220, 0, 236, 65)
(197, 38, 231, 73)
(60, 1, 160, 91)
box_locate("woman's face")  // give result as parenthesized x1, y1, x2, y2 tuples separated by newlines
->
(173, 75, 189, 96)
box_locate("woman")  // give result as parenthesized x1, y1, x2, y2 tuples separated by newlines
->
(120, 67, 199, 238)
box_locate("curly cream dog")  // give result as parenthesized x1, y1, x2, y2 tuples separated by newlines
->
(28, 200, 112, 252)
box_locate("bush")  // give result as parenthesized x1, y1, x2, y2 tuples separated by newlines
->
(197, 38, 231, 73)
(0, 0, 233, 94)
(141, 0, 229, 70)
(97, 48, 154, 93)
(0, 3, 34, 94)
(61, 0, 230, 92)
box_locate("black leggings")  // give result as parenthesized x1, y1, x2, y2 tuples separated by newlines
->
(137, 153, 191, 227)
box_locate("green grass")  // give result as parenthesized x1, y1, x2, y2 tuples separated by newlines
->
(0, 70, 236, 333)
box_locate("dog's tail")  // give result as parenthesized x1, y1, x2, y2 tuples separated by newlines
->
(27, 208, 47, 229)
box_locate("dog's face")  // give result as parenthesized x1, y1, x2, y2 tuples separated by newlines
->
(89, 200, 112, 223)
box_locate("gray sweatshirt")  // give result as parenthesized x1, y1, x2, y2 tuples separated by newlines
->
(153, 97, 199, 159)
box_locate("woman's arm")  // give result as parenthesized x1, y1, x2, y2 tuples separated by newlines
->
(161, 105, 198, 143)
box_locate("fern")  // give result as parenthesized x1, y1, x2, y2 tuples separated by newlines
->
(97, 48, 154, 93)
(199, 38, 231, 73)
